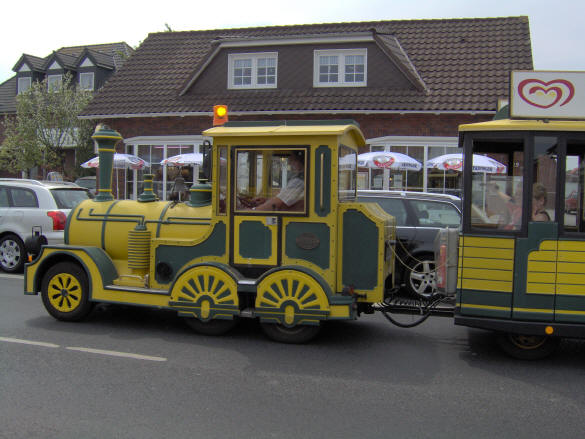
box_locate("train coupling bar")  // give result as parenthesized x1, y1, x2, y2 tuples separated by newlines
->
(373, 294, 456, 328)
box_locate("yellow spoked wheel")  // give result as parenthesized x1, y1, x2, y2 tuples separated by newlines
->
(256, 270, 329, 343)
(169, 265, 239, 335)
(41, 262, 93, 321)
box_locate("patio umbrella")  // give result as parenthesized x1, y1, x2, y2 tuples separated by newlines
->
(80, 153, 149, 199)
(80, 153, 149, 170)
(160, 152, 203, 166)
(426, 153, 506, 174)
(358, 152, 422, 171)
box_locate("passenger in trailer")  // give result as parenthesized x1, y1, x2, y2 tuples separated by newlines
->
(488, 181, 523, 230)
(488, 181, 551, 229)
(531, 183, 551, 222)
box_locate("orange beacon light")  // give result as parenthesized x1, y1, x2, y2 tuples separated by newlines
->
(213, 105, 228, 126)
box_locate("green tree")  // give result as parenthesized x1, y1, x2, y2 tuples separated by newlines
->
(0, 73, 95, 179)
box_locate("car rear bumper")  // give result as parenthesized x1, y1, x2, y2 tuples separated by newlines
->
(42, 231, 64, 246)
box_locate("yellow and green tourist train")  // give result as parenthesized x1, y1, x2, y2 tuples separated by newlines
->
(24, 120, 395, 343)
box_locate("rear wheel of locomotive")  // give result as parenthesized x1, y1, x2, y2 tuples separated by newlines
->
(184, 317, 237, 336)
(260, 322, 321, 344)
(41, 261, 94, 321)
(496, 332, 560, 360)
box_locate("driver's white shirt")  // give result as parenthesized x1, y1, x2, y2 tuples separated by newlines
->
(277, 176, 304, 206)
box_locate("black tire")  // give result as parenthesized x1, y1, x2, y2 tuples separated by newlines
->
(405, 254, 436, 299)
(260, 322, 321, 344)
(184, 317, 237, 336)
(496, 333, 560, 360)
(0, 234, 25, 273)
(41, 262, 94, 321)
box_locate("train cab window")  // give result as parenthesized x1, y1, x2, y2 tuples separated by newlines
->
(469, 138, 524, 231)
(564, 139, 585, 232)
(217, 146, 228, 214)
(234, 148, 306, 213)
(338, 144, 356, 201)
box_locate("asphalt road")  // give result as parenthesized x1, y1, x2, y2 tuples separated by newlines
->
(2, 273, 585, 439)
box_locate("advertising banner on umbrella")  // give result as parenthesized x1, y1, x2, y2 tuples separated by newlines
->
(426, 153, 506, 174)
(358, 152, 422, 171)
(160, 152, 203, 166)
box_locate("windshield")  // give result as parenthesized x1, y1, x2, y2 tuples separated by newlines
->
(50, 189, 90, 209)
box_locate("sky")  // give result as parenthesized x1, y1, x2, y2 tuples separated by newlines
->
(1, 0, 584, 84)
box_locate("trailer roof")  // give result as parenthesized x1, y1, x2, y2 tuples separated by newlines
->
(459, 118, 585, 132)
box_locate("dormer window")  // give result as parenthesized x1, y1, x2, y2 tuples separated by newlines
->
(228, 53, 277, 89)
(79, 72, 94, 91)
(313, 49, 367, 87)
(17, 77, 32, 94)
(47, 74, 63, 91)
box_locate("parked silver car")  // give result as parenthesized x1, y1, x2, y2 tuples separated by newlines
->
(0, 179, 90, 272)
(358, 190, 462, 298)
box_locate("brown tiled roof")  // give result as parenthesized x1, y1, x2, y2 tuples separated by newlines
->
(0, 42, 134, 115)
(57, 42, 134, 69)
(80, 49, 116, 69)
(48, 52, 78, 70)
(79, 17, 532, 117)
(0, 77, 17, 113)
(13, 54, 46, 72)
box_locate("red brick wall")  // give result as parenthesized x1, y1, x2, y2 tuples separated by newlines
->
(101, 112, 493, 150)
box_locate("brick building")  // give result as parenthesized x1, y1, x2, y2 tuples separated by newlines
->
(78, 17, 533, 198)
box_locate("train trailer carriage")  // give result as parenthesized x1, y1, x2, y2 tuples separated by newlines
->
(24, 119, 396, 344)
(453, 117, 585, 359)
(446, 70, 585, 359)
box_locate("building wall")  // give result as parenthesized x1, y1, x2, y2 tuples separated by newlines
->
(101, 112, 492, 149)
(189, 42, 413, 93)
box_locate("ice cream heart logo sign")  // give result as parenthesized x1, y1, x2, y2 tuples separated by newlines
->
(518, 79, 575, 109)
(373, 156, 395, 168)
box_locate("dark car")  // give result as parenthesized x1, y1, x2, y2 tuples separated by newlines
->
(357, 190, 461, 299)
(74, 176, 97, 196)
(566, 189, 578, 214)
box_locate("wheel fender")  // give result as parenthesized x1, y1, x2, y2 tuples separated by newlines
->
(168, 262, 240, 321)
(255, 266, 331, 327)
(25, 246, 117, 299)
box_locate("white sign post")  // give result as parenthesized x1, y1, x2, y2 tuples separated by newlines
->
(510, 70, 585, 120)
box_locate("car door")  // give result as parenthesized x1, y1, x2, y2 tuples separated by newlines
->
(9, 187, 40, 238)
(406, 198, 461, 255)
(0, 186, 10, 231)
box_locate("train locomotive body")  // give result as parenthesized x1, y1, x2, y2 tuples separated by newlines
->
(24, 121, 396, 343)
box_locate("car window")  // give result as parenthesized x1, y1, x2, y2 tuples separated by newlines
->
(50, 189, 90, 209)
(0, 187, 9, 207)
(358, 197, 408, 226)
(11, 188, 38, 208)
(409, 199, 461, 227)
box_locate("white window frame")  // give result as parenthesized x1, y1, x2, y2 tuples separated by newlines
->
(227, 52, 278, 89)
(47, 74, 63, 91)
(17, 77, 32, 94)
(79, 72, 94, 90)
(313, 49, 367, 88)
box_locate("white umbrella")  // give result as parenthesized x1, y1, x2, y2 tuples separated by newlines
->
(358, 152, 422, 171)
(160, 152, 203, 166)
(80, 153, 149, 199)
(81, 153, 149, 170)
(426, 153, 507, 174)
